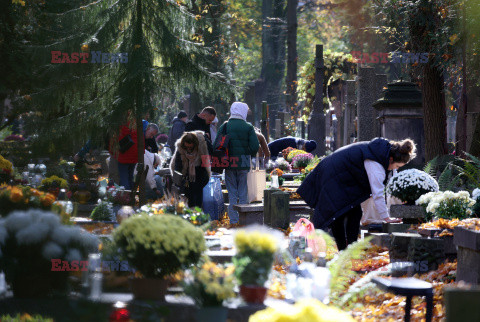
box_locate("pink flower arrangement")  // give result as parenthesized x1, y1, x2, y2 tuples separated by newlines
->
(291, 153, 314, 168)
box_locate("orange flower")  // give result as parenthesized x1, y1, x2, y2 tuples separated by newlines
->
(30, 189, 41, 197)
(40, 193, 55, 207)
(10, 187, 24, 203)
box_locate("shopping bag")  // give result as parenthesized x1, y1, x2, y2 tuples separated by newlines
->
(202, 175, 224, 221)
(292, 218, 325, 256)
(247, 155, 266, 203)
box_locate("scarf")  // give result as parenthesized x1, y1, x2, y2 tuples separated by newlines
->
(184, 151, 198, 182)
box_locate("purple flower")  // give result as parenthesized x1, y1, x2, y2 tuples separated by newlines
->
(292, 153, 314, 168)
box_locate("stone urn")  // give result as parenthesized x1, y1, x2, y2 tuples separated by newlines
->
(116, 205, 135, 224)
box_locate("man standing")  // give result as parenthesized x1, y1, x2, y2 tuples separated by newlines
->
(185, 106, 216, 138)
(167, 110, 188, 153)
(214, 102, 259, 225)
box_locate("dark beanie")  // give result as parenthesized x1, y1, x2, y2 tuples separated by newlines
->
(177, 111, 188, 119)
(305, 140, 317, 152)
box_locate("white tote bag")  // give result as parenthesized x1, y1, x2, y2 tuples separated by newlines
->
(247, 155, 266, 203)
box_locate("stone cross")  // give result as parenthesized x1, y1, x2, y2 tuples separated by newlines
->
(308, 44, 326, 156)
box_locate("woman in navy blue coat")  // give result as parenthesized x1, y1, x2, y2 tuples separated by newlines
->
(297, 137, 416, 250)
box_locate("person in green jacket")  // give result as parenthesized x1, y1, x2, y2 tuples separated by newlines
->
(214, 102, 260, 224)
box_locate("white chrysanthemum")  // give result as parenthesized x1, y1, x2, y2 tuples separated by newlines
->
(15, 222, 50, 245)
(42, 242, 64, 260)
(65, 248, 82, 262)
(466, 209, 473, 216)
(471, 188, 480, 200)
(387, 169, 439, 195)
(4, 211, 33, 233)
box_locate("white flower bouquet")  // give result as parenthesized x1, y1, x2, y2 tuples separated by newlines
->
(386, 169, 439, 204)
(0, 209, 99, 297)
(416, 190, 476, 220)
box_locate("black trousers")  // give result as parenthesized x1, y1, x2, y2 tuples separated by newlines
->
(330, 205, 363, 251)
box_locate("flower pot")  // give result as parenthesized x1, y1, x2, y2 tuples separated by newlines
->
(128, 277, 168, 301)
(74, 190, 91, 204)
(196, 306, 228, 322)
(239, 285, 267, 304)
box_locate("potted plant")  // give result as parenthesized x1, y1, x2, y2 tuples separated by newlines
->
(0, 154, 13, 184)
(286, 149, 306, 163)
(0, 209, 99, 298)
(113, 213, 206, 300)
(274, 158, 292, 173)
(90, 201, 114, 221)
(291, 153, 314, 170)
(233, 229, 279, 304)
(0, 185, 56, 217)
(386, 169, 439, 220)
(183, 260, 235, 322)
(39, 175, 69, 197)
(416, 190, 476, 221)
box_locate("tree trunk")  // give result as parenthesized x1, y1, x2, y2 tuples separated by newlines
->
(455, 4, 468, 158)
(135, 0, 146, 206)
(422, 61, 447, 161)
(286, 0, 298, 116)
(469, 112, 480, 157)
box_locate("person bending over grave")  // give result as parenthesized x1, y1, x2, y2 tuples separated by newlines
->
(297, 137, 415, 250)
(170, 131, 211, 208)
(268, 136, 317, 160)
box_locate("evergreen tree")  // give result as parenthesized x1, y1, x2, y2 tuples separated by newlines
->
(26, 0, 232, 204)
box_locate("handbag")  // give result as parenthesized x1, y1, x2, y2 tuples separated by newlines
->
(119, 134, 134, 154)
(211, 122, 229, 173)
(247, 154, 266, 203)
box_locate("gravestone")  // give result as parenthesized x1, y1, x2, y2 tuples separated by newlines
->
(356, 67, 377, 141)
(263, 188, 281, 226)
(275, 119, 282, 139)
(373, 81, 425, 167)
(270, 191, 290, 230)
(408, 237, 445, 271)
(389, 232, 422, 262)
(444, 287, 480, 322)
(454, 226, 480, 284)
(374, 74, 388, 137)
(343, 80, 356, 145)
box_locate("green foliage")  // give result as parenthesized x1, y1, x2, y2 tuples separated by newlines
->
(0, 314, 53, 322)
(424, 153, 480, 192)
(327, 237, 372, 306)
(39, 175, 68, 191)
(19, 0, 233, 156)
(297, 51, 355, 122)
(90, 201, 113, 221)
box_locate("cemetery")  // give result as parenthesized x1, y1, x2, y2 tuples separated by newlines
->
(1, 0, 480, 321)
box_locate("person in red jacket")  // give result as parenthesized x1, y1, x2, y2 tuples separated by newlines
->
(117, 121, 158, 190)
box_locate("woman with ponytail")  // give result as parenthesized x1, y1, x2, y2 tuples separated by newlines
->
(297, 137, 416, 250)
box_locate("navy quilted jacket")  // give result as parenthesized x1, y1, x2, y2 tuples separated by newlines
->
(297, 138, 391, 228)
